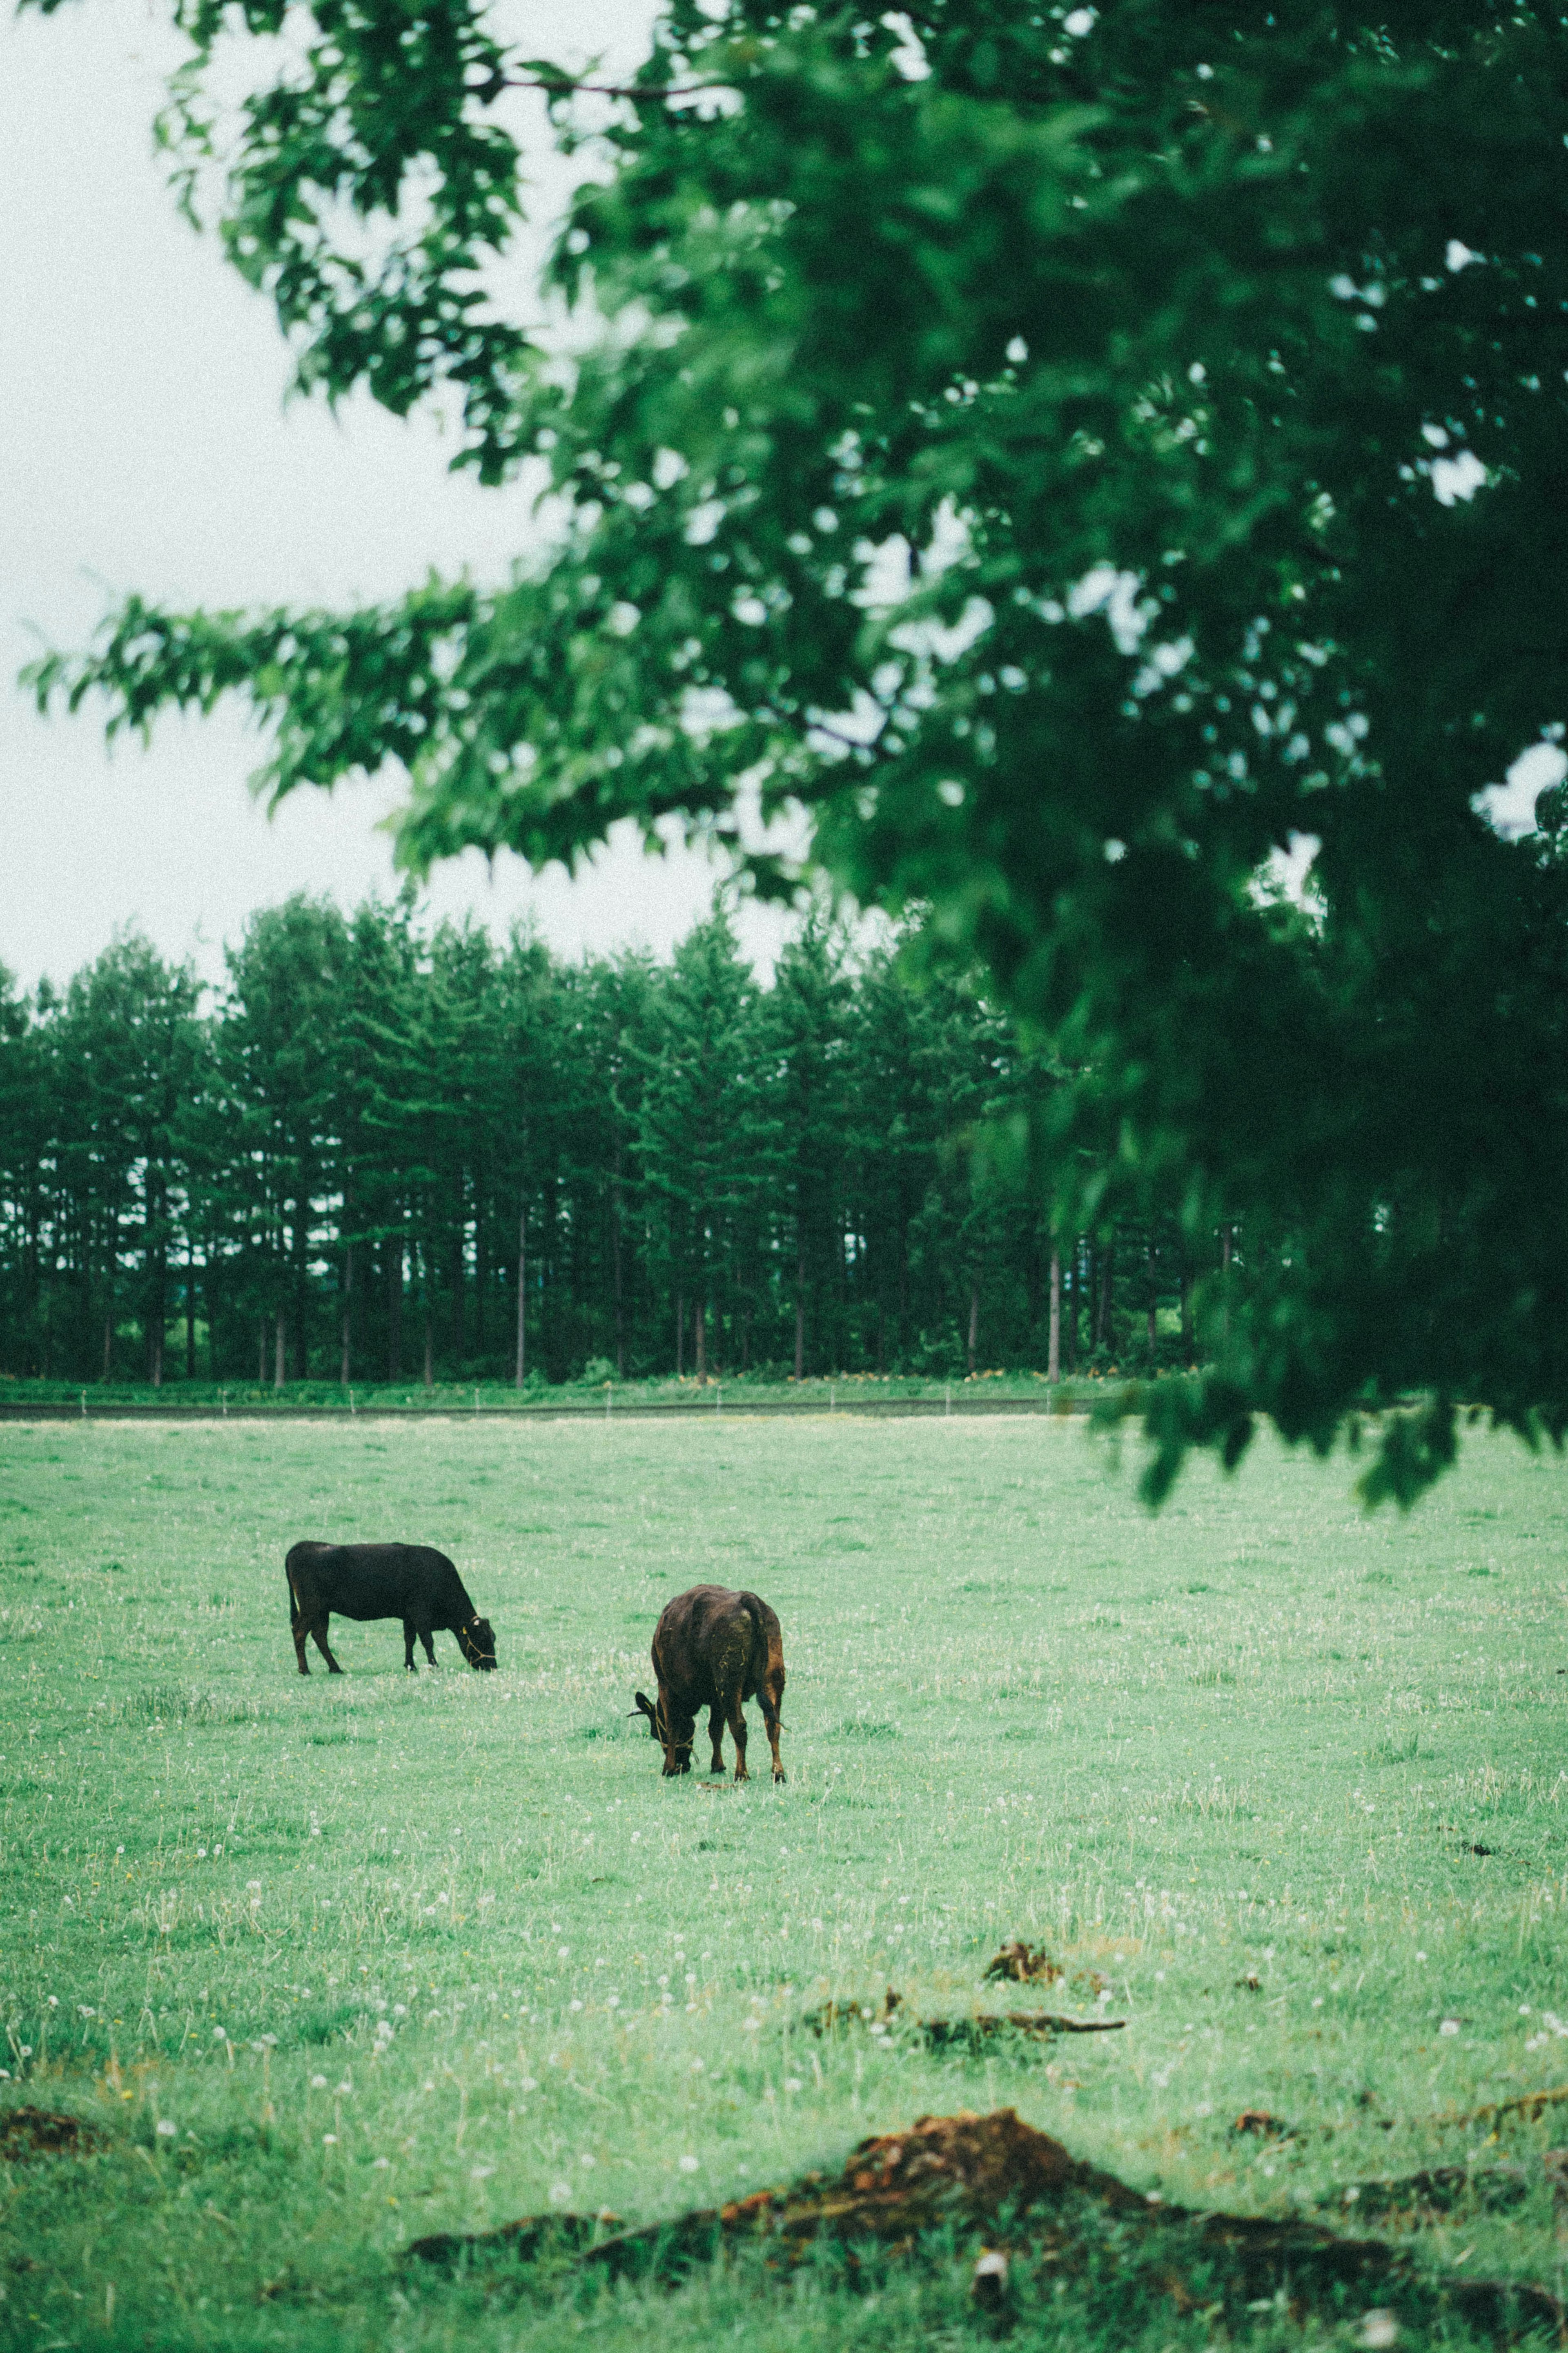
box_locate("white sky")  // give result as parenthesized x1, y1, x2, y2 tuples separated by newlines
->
(0, 0, 798, 998)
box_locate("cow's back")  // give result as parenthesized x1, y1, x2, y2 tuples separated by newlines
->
(653, 1584, 774, 1703)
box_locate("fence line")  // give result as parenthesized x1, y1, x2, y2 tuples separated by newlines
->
(0, 1391, 1092, 1426)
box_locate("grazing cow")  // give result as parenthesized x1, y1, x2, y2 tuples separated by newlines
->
(634, 1584, 786, 1783)
(284, 1542, 496, 1677)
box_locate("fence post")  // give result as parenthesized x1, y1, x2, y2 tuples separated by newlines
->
(80, 1389, 87, 1419)
(607, 1383, 613, 1421)
(945, 1383, 951, 1417)
(715, 1382, 721, 1416)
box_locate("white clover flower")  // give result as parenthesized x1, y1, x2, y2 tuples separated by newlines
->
(679, 2155, 699, 2173)
(312, 2074, 328, 2089)
(156, 2119, 176, 2138)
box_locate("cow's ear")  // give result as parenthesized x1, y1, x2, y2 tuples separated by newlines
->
(634, 1691, 657, 1721)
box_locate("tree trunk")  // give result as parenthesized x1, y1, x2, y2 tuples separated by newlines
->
(423, 1285, 434, 1389)
(388, 1232, 403, 1379)
(1048, 1247, 1062, 1383)
(1095, 1235, 1115, 1351)
(341, 1242, 354, 1386)
(1064, 1240, 1080, 1371)
(257, 1318, 266, 1385)
(676, 1287, 684, 1378)
(274, 1306, 287, 1389)
(514, 1206, 527, 1387)
(793, 1238, 806, 1380)
(611, 1147, 626, 1378)
(101, 1222, 116, 1380)
(1146, 1239, 1158, 1363)
(695, 1290, 706, 1381)
(1221, 1223, 1233, 1340)
(875, 1301, 886, 1375)
(451, 1230, 464, 1370)
(1180, 1264, 1194, 1358)
(967, 1271, 979, 1377)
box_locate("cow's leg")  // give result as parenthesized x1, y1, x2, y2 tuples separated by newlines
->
(403, 1619, 418, 1672)
(706, 1703, 726, 1776)
(417, 1621, 438, 1667)
(726, 1694, 750, 1783)
(310, 1615, 344, 1675)
(760, 1684, 786, 1784)
(289, 1577, 310, 1675)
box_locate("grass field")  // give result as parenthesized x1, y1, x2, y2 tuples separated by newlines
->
(2, 1413, 1568, 2352)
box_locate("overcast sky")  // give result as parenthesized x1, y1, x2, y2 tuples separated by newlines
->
(0, 0, 798, 999)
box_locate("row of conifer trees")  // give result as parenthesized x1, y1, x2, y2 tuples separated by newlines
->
(0, 891, 1203, 1386)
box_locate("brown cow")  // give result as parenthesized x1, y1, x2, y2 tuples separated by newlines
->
(635, 1585, 786, 1783)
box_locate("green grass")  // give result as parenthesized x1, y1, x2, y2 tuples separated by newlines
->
(2, 1414, 1567, 2352)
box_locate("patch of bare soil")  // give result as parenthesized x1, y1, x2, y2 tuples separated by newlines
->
(802, 1988, 1125, 2047)
(0, 2108, 105, 2161)
(1321, 2164, 1532, 2221)
(408, 2106, 1561, 2340)
(985, 1941, 1063, 1985)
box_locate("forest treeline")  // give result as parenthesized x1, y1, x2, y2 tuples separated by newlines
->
(0, 893, 1204, 1387)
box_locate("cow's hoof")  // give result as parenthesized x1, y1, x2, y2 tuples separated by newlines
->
(773, 1770, 787, 1784)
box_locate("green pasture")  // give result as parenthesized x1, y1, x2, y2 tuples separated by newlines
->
(2, 1415, 1567, 2352)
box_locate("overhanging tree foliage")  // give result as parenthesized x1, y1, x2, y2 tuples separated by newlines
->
(24, 0, 1568, 1498)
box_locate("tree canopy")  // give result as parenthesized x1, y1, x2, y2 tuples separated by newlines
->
(0, 898, 1120, 1388)
(24, 0, 1568, 1499)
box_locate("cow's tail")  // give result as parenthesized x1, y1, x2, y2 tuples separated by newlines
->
(285, 1550, 303, 1629)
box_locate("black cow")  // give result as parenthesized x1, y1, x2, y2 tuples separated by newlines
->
(635, 1584, 786, 1782)
(285, 1542, 496, 1676)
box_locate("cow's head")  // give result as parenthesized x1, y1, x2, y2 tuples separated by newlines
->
(459, 1616, 497, 1671)
(634, 1689, 693, 1775)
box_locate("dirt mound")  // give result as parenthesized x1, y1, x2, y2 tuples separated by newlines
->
(0, 2108, 104, 2160)
(410, 2105, 1562, 2338)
